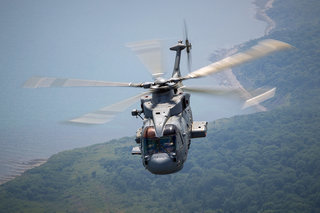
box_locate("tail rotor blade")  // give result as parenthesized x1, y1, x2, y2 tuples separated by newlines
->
(183, 20, 189, 42)
(187, 51, 192, 73)
(184, 20, 192, 73)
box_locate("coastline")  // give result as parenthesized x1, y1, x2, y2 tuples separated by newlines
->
(0, 158, 47, 185)
(254, 0, 276, 35)
(211, 0, 276, 111)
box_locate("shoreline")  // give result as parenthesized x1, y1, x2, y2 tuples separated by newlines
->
(0, 158, 47, 185)
(254, 0, 276, 35)
(211, 0, 276, 111)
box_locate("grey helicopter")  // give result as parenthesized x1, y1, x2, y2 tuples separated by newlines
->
(24, 31, 291, 174)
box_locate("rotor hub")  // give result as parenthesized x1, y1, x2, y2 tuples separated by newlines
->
(154, 77, 167, 85)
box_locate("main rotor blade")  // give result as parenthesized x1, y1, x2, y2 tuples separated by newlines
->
(182, 86, 276, 109)
(242, 87, 276, 109)
(183, 39, 292, 80)
(24, 77, 143, 88)
(127, 40, 165, 80)
(69, 91, 150, 124)
(182, 86, 245, 98)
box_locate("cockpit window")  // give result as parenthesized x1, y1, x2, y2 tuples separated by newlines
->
(144, 136, 176, 155)
(143, 126, 179, 155)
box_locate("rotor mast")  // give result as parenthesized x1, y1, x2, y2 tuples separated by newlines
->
(170, 40, 186, 78)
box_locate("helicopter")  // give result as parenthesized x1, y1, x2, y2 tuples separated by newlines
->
(24, 34, 291, 174)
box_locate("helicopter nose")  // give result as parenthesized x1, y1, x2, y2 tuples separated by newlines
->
(147, 153, 181, 175)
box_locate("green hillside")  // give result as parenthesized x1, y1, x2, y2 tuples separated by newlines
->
(1, 106, 320, 213)
(1, 0, 320, 212)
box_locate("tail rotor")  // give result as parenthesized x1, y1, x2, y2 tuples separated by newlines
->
(184, 20, 192, 73)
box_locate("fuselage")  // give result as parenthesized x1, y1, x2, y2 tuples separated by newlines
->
(139, 90, 193, 174)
